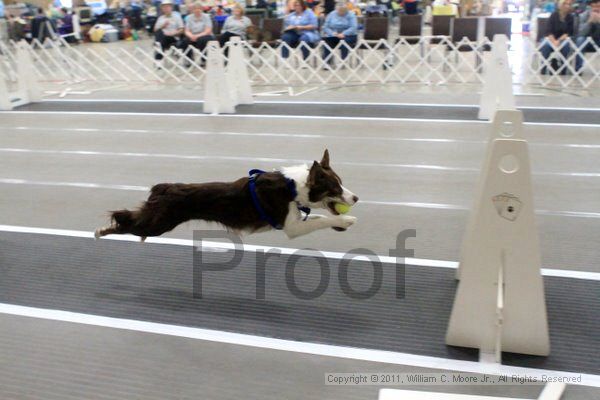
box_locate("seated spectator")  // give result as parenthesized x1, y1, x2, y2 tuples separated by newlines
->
(31, 8, 54, 42)
(219, 5, 252, 46)
(181, 1, 216, 62)
(540, 0, 575, 75)
(575, 0, 600, 73)
(256, 0, 270, 9)
(129, 0, 144, 32)
(153, 0, 184, 63)
(57, 7, 74, 38)
(282, 0, 320, 59)
(322, 3, 357, 63)
(200, 0, 216, 12)
(324, 0, 336, 14)
(346, 1, 362, 16)
(403, 0, 418, 15)
(305, 0, 319, 9)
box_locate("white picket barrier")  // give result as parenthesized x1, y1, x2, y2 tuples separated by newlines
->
(0, 41, 42, 111)
(478, 35, 516, 120)
(446, 109, 550, 362)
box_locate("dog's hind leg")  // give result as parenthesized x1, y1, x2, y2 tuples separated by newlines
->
(95, 209, 136, 239)
(94, 225, 118, 239)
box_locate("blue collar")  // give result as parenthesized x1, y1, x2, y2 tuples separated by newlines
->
(248, 169, 311, 230)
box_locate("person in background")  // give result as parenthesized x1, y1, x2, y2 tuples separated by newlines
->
(286, 0, 296, 13)
(402, 0, 418, 14)
(199, 0, 215, 12)
(129, 0, 144, 32)
(153, 0, 184, 63)
(540, 0, 575, 74)
(56, 7, 74, 38)
(31, 7, 54, 42)
(575, 0, 600, 72)
(281, 0, 320, 59)
(323, 0, 336, 14)
(322, 3, 357, 62)
(219, 4, 252, 46)
(346, 1, 361, 16)
(181, 1, 216, 62)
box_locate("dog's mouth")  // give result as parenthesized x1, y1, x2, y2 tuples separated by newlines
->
(327, 201, 340, 215)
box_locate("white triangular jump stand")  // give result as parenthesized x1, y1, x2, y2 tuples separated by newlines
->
(379, 382, 566, 400)
(478, 34, 515, 120)
(456, 109, 524, 280)
(446, 109, 550, 362)
(203, 41, 236, 114)
(226, 37, 253, 106)
(0, 71, 11, 111)
(1, 41, 41, 111)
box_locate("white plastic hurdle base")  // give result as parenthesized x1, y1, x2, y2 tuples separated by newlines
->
(456, 110, 524, 281)
(203, 41, 236, 114)
(226, 37, 254, 106)
(379, 383, 566, 400)
(478, 34, 516, 120)
(446, 110, 550, 361)
(0, 41, 42, 111)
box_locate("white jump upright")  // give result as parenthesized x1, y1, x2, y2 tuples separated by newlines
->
(456, 110, 524, 280)
(203, 41, 236, 114)
(379, 383, 567, 400)
(446, 109, 550, 362)
(0, 41, 42, 111)
(478, 34, 515, 120)
(226, 37, 253, 106)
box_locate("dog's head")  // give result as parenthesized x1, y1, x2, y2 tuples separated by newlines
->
(306, 149, 359, 215)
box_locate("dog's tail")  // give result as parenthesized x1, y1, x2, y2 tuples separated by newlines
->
(110, 209, 135, 229)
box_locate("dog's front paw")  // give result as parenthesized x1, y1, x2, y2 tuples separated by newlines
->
(332, 215, 357, 231)
(307, 214, 327, 220)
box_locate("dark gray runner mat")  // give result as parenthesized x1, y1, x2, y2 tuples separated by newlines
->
(0, 231, 598, 374)
(11, 101, 600, 125)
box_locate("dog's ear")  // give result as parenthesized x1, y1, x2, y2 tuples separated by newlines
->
(308, 160, 324, 185)
(320, 149, 330, 169)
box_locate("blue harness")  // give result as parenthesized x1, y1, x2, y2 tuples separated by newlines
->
(248, 169, 310, 230)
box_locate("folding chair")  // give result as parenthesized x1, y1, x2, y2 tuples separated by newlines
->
(447, 17, 480, 69)
(359, 17, 389, 66)
(481, 17, 511, 51)
(398, 14, 422, 44)
(430, 15, 453, 44)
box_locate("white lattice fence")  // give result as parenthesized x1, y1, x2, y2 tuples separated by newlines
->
(1, 36, 598, 89)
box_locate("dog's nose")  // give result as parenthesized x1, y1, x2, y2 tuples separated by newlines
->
(352, 195, 359, 204)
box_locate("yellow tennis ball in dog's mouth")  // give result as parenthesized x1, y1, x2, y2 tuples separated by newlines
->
(334, 203, 351, 215)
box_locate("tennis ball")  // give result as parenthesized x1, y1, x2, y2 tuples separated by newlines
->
(334, 203, 351, 214)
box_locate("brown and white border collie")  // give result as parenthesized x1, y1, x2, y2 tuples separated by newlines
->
(94, 150, 358, 241)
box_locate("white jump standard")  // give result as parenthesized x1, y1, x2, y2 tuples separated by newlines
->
(0, 41, 42, 111)
(447, 109, 550, 362)
(203, 39, 253, 114)
(478, 34, 516, 120)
